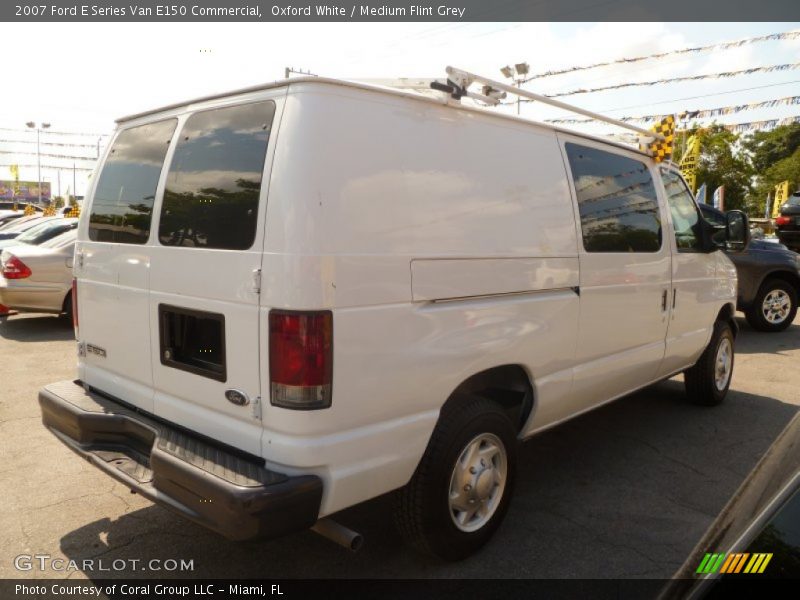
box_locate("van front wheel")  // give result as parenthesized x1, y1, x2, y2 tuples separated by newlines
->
(394, 396, 517, 560)
(684, 320, 734, 406)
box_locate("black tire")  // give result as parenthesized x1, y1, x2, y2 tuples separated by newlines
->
(61, 292, 73, 322)
(684, 320, 735, 406)
(745, 278, 798, 333)
(393, 395, 517, 561)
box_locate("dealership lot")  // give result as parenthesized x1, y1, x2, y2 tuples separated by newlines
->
(1, 312, 798, 580)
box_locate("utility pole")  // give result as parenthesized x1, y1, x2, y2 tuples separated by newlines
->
(25, 121, 50, 205)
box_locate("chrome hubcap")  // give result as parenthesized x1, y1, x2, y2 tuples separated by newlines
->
(761, 290, 791, 324)
(714, 337, 733, 391)
(448, 433, 507, 532)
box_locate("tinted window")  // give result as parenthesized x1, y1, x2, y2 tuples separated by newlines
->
(89, 119, 177, 244)
(16, 219, 77, 245)
(158, 101, 275, 250)
(662, 170, 703, 252)
(566, 143, 662, 252)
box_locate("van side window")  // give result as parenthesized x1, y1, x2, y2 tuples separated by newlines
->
(89, 119, 177, 244)
(565, 143, 662, 253)
(158, 101, 275, 250)
(661, 169, 703, 252)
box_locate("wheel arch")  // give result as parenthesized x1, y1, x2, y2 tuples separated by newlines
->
(440, 364, 535, 434)
(716, 302, 738, 338)
(756, 269, 800, 300)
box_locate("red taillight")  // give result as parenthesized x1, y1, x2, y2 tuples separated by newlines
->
(1, 255, 32, 279)
(71, 278, 78, 337)
(775, 215, 791, 227)
(269, 310, 333, 410)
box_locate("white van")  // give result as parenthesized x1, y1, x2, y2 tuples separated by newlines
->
(39, 76, 749, 560)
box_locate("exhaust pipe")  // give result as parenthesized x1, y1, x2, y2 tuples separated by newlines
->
(311, 518, 363, 552)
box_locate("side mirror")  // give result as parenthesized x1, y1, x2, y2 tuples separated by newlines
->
(698, 209, 750, 253)
(725, 210, 749, 252)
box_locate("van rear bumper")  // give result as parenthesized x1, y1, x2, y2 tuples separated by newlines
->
(38, 380, 323, 541)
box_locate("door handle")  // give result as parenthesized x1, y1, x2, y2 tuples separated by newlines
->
(661, 289, 668, 312)
(672, 288, 677, 309)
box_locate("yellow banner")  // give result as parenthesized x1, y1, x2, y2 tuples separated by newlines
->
(679, 135, 701, 193)
(773, 180, 790, 218)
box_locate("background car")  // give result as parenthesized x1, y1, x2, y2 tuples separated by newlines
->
(0, 202, 43, 225)
(0, 228, 76, 319)
(0, 215, 55, 240)
(0, 218, 77, 252)
(700, 203, 800, 332)
(774, 191, 800, 252)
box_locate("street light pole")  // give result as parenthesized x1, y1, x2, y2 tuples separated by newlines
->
(25, 121, 50, 205)
(500, 63, 530, 116)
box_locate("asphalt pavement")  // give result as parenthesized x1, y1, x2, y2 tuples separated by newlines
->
(1, 312, 798, 580)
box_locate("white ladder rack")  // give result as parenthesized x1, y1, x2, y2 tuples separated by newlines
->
(437, 66, 665, 143)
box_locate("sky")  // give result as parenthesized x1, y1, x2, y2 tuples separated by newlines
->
(2, 21, 799, 195)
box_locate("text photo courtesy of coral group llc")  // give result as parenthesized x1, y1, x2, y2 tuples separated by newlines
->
(2, 0, 800, 598)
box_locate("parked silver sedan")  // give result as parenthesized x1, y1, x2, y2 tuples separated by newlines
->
(0, 215, 57, 241)
(0, 229, 76, 319)
(0, 217, 77, 250)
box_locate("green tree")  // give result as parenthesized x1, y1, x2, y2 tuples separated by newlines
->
(692, 125, 752, 211)
(744, 123, 800, 212)
(743, 122, 800, 173)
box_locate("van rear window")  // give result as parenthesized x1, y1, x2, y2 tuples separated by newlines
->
(89, 119, 177, 244)
(158, 101, 275, 250)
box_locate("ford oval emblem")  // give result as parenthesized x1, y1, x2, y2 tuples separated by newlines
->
(225, 389, 250, 406)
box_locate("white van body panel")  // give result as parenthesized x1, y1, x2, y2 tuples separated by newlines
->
(555, 134, 674, 420)
(260, 83, 580, 513)
(71, 78, 738, 520)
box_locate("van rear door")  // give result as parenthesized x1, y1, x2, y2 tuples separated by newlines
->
(77, 119, 178, 413)
(147, 98, 281, 456)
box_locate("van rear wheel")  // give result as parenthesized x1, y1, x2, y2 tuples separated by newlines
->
(393, 395, 517, 561)
(684, 320, 734, 406)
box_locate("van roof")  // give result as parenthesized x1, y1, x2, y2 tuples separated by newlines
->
(115, 76, 652, 159)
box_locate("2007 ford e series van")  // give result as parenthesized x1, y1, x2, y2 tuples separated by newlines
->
(39, 69, 749, 560)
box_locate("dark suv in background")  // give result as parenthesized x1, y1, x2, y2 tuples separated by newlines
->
(701, 203, 800, 332)
(775, 190, 800, 252)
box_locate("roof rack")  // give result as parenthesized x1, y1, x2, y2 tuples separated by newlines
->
(434, 66, 665, 144)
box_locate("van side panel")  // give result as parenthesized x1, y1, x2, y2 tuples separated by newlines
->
(261, 84, 579, 514)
